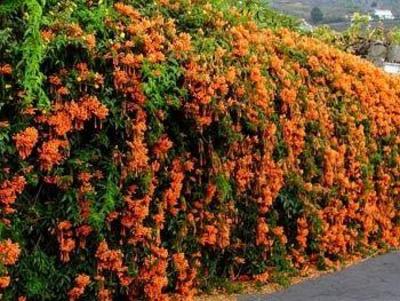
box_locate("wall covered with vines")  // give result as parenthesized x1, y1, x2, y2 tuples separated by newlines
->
(0, 0, 399, 300)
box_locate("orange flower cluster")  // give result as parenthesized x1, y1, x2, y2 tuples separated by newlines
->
(121, 193, 152, 245)
(0, 239, 21, 289)
(114, 2, 141, 20)
(172, 33, 192, 57)
(56, 221, 92, 264)
(234, 154, 255, 192)
(230, 25, 250, 57)
(296, 217, 309, 249)
(272, 226, 288, 246)
(256, 217, 271, 247)
(95, 241, 132, 287)
(13, 127, 39, 159)
(45, 95, 108, 136)
(257, 155, 284, 214)
(0, 64, 12, 75)
(0, 239, 21, 266)
(254, 271, 270, 283)
(39, 139, 69, 171)
(200, 225, 218, 247)
(282, 117, 306, 165)
(56, 220, 76, 263)
(125, 109, 149, 175)
(163, 159, 185, 215)
(153, 135, 173, 160)
(0, 176, 26, 218)
(323, 145, 347, 187)
(97, 288, 112, 301)
(68, 274, 90, 301)
(138, 246, 169, 301)
(41, 23, 96, 51)
(0, 276, 10, 289)
(172, 253, 197, 300)
(249, 62, 273, 112)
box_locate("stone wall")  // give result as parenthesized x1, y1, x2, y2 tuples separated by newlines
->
(368, 42, 400, 67)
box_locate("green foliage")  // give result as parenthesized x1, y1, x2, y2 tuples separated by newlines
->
(215, 173, 232, 201)
(239, 0, 300, 30)
(0, 126, 12, 156)
(300, 121, 324, 183)
(276, 173, 304, 221)
(272, 114, 289, 162)
(5, 250, 70, 301)
(89, 164, 122, 232)
(22, 0, 49, 109)
(142, 60, 184, 112)
(310, 6, 324, 24)
(388, 27, 400, 45)
(0, 0, 24, 15)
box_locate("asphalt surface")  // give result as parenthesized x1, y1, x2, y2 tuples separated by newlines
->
(239, 252, 400, 301)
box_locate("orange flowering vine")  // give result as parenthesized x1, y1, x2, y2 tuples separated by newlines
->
(0, 176, 26, 218)
(0, 239, 21, 289)
(56, 220, 76, 263)
(68, 274, 90, 301)
(39, 139, 69, 171)
(2, 1, 400, 299)
(0, 239, 21, 266)
(95, 241, 132, 287)
(13, 127, 39, 159)
(125, 109, 149, 175)
(172, 253, 197, 300)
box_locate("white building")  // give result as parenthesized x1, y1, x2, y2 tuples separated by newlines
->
(383, 62, 400, 75)
(373, 9, 395, 20)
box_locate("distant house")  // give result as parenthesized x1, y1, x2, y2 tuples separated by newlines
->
(299, 19, 313, 32)
(383, 62, 400, 75)
(373, 9, 395, 20)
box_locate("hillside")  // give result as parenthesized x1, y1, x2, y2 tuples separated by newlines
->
(271, 0, 400, 22)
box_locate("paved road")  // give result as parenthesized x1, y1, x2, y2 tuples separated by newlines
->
(239, 252, 400, 301)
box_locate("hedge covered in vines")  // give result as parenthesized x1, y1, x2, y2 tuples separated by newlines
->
(0, 0, 400, 300)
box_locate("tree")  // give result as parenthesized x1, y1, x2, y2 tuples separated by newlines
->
(311, 6, 324, 24)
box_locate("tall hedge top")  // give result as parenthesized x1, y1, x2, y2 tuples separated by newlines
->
(0, 1, 399, 300)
